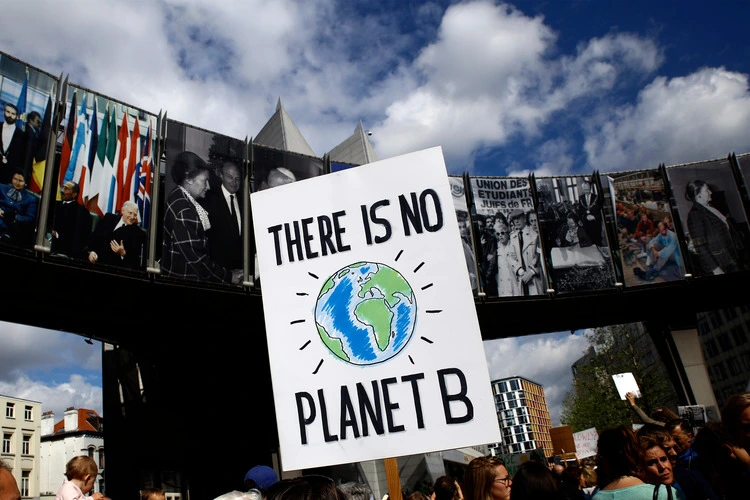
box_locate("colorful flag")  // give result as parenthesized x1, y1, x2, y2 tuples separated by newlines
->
(136, 121, 153, 228)
(122, 117, 140, 209)
(99, 107, 118, 215)
(58, 91, 77, 199)
(29, 94, 52, 194)
(15, 69, 28, 131)
(87, 101, 109, 215)
(114, 111, 130, 212)
(85, 99, 99, 203)
(66, 94, 89, 197)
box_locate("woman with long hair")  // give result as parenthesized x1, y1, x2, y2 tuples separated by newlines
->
(463, 456, 512, 500)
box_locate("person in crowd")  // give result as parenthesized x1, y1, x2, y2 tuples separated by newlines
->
(684, 179, 747, 275)
(641, 221, 683, 280)
(577, 179, 603, 246)
(481, 215, 498, 294)
(508, 209, 543, 296)
(0, 168, 37, 245)
(634, 210, 657, 259)
(432, 476, 462, 500)
(559, 466, 585, 500)
(579, 465, 597, 500)
(463, 456, 511, 500)
(244, 465, 279, 498)
(663, 214, 676, 233)
(51, 180, 92, 259)
(592, 425, 678, 499)
(721, 392, 750, 450)
(618, 208, 638, 237)
(510, 460, 561, 500)
(214, 492, 258, 500)
(0, 460, 20, 500)
(55, 455, 108, 500)
(340, 481, 374, 500)
(141, 488, 166, 500)
(666, 419, 698, 470)
(494, 220, 520, 297)
(87, 200, 145, 269)
(556, 211, 593, 248)
(457, 213, 478, 293)
(265, 475, 347, 500)
(201, 160, 245, 270)
(257, 167, 296, 191)
(0, 103, 30, 184)
(692, 420, 750, 499)
(625, 393, 681, 427)
(638, 435, 676, 488)
(161, 151, 243, 284)
(406, 492, 429, 500)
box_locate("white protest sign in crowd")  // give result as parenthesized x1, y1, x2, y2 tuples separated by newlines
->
(252, 147, 501, 471)
(572, 427, 599, 459)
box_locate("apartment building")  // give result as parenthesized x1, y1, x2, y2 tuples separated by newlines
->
(1, 394, 42, 498)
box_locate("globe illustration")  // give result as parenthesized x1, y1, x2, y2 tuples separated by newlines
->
(315, 261, 417, 366)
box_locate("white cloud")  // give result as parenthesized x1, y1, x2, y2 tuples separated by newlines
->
(483, 332, 589, 426)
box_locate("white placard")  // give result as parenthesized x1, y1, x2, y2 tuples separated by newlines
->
(251, 147, 501, 471)
(612, 372, 641, 400)
(572, 427, 599, 459)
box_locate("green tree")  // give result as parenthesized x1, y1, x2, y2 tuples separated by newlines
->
(560, 323, 678, 433)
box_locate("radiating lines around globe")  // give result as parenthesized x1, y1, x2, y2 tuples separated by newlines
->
(309, 271, 319, 279)
(291, 319, 305, 324)
(313, 359, 324, 375)
(395, 249, 404, 261)
(413, 262, 425, 273)
(408, 355, 415, 364)
(420, 336, 433, 344)
(426, 310, 442, 313)
(300, 340, 311, 350)
(421, 283, 433, 290)
(296, 292, 308, 296)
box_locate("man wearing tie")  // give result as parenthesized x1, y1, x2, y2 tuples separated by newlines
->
(577, 178, 604, 246)
(51, 181, 92, 259)
(201, 160, 245, 270)
(87, 200, 145, 269)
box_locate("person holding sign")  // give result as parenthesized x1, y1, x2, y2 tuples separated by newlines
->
(161, 151, 243, 285)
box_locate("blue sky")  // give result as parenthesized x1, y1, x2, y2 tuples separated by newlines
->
(1, 0, 750, 427)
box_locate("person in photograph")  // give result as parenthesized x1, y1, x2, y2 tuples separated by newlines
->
(556, 211, 593, 248)
(258, 167, 296, 190)
(161, 150, 243, 285)
(641, 221, 682, 281)
(684, 179, 746, 275)
(0, 169, 37, 245)
(457, 212, 478, 293)
(0, 103, 30, 184)
(201, 160, 245, 270)
(87, 200, 145, 269)
(508, 208, 544, 296)
(577, 179, 604, 246)
(494, 220, 520, 297)
(51, 181, 92, 259)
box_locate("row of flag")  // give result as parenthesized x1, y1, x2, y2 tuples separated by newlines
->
(57, 91, 154, 229)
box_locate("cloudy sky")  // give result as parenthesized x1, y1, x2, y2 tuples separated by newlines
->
(1, 0, 749, 428)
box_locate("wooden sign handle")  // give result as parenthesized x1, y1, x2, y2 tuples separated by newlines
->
(384, 457, 403, 500)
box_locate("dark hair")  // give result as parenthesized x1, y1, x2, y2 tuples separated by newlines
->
(636, 424, 672, 444)
(433, 476, 458, 500)
(595, 425, 642, 488)
(566, 211, 580, 223)
(28, 111, 41, 122)
(339, 482, 372, 500)
(11, 168, 26, 181)
(684, 179, 708, 202)
(171, 151, 210, 185)
(510, 461, 560, 500)
(650, 407, 680, 423)
(3, 103, 17, 113)
(721, 392, 750, 438)
(666, 418, 691, 434)
(266, 476, 347, 500)
(692, 421, 746, 497)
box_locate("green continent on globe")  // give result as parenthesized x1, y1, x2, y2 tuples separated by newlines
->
(316, 323, 349, 361)
(358, 264, 413, 308)
(354, 298, 394, 351)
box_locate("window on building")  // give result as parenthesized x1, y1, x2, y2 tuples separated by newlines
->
(709, 311, 723, 328)
(511, 443, 521, 453)
(718, 333, 733, 352)
(5, 403, 14, 419)
(22, 435, 30, 455)
(24, 406, 32, 421)
(524, 442, 535, 451)
(497, 402, 506, 410)
(2, 433, 11, 454)
(504, 410, 514, 419)
(704, 340, 718, 358)
(88, 447, 95, 459)
(21, 471, 29, 497)
(715, 362, 727, 381)
(510, 379, 519, 391)
(727, 357, 741, 376)
(508, 399, 517, 409)
(732, 326, 748, 346)
(499, 382, 508, 393)
(697, 319, 709, 336)
(724, 307, 738, 321)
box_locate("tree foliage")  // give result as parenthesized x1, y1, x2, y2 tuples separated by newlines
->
(560, 323, 678, 433)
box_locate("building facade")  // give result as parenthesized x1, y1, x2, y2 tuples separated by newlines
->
(1, 394, 42, 499)
(39, 408, 105, 500)
(488, 376, 553, 458)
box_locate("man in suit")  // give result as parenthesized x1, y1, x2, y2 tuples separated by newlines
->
(0, 103, 30, 184)
(0, 169, 37, 246)
(508, 209, 544, 296)
(201, 161, 245, 270)
(51, 180, 92, 259)
(577, 179, 604, 246)
(87, 200, 145, 269)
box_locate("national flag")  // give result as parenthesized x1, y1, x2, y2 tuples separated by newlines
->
(29, 94, 52, 194)
(87, 101, 109, 215)
(136, 121, 153, 228)
(57, 91, 77, 199)
(65, 94, 89, 198)
(114, 111, 130, 212)
(98, 106, 118, 216)
(122, 117, 140, 209)
(84, 99, 99, 203)
(15, 69, 28, 131)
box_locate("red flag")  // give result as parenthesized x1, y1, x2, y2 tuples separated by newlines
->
(114, 112, 129, 212)
(122, 118, 140, 208)
(58, 91, 78, 196)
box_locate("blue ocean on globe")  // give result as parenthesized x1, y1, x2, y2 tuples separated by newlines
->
(315, 261, 417, 366)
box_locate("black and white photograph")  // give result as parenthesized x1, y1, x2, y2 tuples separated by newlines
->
(608, 168, 686, 287)
(161, 120, 246, 286)
(251, 144, 324, 193)
(0, 54, 58, 250)
(535, 175, 616, 294)
(665, 158, 750, 277)
(469, 176, 547, 297)
(449, 175, 479, 295)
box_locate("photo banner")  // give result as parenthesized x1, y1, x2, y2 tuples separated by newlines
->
(161, 119, 245, 285)
(608, 168, 686, 287)
(252, 147, 501, 470)
(469, 176, 547, 297)
(535, 175, 616, 294)
(665, 158, 750, 277)
(0, 53, 58, 250)
(449, 175, 479, 295)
